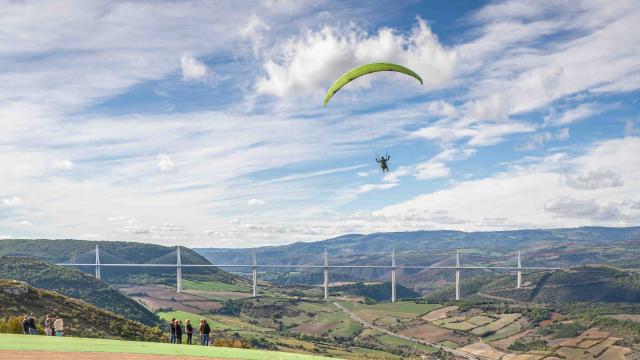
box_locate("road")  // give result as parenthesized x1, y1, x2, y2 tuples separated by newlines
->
(332, 302, 478, 360)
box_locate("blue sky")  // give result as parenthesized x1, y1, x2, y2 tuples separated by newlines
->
(1, 0, 639, 247)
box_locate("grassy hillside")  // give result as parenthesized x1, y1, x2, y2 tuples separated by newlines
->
(423, 266, 640, 304)
(0, 333, 334, 360)
(0, 280, 164, 341)
(332, 282, 419, 301)
(0, 256, 159, 326)
(197, 226, 640, 265)
(0, 239, 239, 285)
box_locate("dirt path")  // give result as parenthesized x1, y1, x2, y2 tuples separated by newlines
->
(1, 350, 234, 360)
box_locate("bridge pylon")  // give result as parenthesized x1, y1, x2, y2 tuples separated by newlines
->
(455, 250, 461, 301)
(176, 245, 182, 293)
(391, 249, 397, 303)
(95, 243, 101, 280)
(252, 249, 258, 297)
(516, 251, 522, 289)
(323, 249, 329, 300)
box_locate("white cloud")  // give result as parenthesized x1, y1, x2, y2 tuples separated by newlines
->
(256, 18, 456, 98)
(180, 53, 209, 81)
(562, 170, 623, 190)
(544, 103, 599, 127)
(2, 196, 21, 207)
(157, 153, 175, 172)
(18, 220, 33, 226)
(357, 183, 398, 194)
(411, 121, 536, 147)
(50, 159, 74, 171)
(518, 128, 570, 151)
(376, 137, 640, 230)
(544, 197, 623, 220)
(413, 162, 450, 180)
(248, 198, 267, 206)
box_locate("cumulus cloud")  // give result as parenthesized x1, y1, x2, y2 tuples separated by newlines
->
(157, 153, 175, 172)
(562, 170, 623, 190)
(50, 159, 74, 170)
(256, 18, 456, 98)
(2, 196, 22, 207)
(180, 53, 209, 81)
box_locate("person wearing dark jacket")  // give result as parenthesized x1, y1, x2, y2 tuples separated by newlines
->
(169, 318, 176, 344)
(185, 319, 193, 345)
(27, 314, 37, 335)
(175, 320, 183, 344)
(201, 319, 211, 346)
(22, 315, 29, 335)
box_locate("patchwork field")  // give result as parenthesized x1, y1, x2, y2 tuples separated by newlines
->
(120, 285, 248, 313)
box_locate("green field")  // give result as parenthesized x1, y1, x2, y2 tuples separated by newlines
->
(0, 333, 335, 359)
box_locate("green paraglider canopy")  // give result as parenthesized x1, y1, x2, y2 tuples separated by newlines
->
(322, 62, 423, 106)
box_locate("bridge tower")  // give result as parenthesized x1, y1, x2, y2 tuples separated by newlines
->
(95, 243, 101, 280)
(252, 249, 258, 297)
(323, 249, 329, 300)
(391, 249, 397, 303)
(516, 251, 522, 289)
(455, 250, 461, 301)
(176, 245, 182, 293)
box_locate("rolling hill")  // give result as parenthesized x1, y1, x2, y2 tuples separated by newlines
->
(0, 279, 164, 342)
(196, 226, 640, 285)
(0, 239, 240, 285)
(423, 265, 640, 303)
(0, 256, 160, 326)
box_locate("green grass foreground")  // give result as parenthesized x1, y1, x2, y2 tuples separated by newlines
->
(0, 333, 337, 360)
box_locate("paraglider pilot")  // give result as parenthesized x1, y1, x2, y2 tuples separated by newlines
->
(376, 154, 390, 172)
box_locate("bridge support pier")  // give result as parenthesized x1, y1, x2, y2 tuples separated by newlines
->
(95, 243, 101, 280)
(323, 249, 329, 300)
(455, 250, 461, 301)
(516, 251, 522, 289)
(252, 250, 258, 297)
(391, 249, 397, 303)
(176, 245, 182, 293)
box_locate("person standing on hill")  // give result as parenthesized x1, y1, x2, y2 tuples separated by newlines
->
(53, 317, 63, 336)
(28, 313, 37, 335)
(185, 319, 193, 345)
(169, 318, 176, 344)
(199, 319, 204, 345)
(22, 315, 29, 335)
(175, 320, 183, 344)
(44, 314, 53, 336)
(201, 319, 211, 346)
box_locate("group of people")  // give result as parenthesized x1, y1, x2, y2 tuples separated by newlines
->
(169, 318, 211, 345)
(22, 314, 63, 336)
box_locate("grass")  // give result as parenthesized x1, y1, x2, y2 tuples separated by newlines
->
(484, 321, 524, 342)
(0, 333, 335, 359)
(471, 313, 521, 336)
(181, 279, 251, 293)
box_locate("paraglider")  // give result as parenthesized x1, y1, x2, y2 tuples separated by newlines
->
(322, 63, 423, 107)
(376, 153, 391, 172)
(322, 63, 422, 172)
